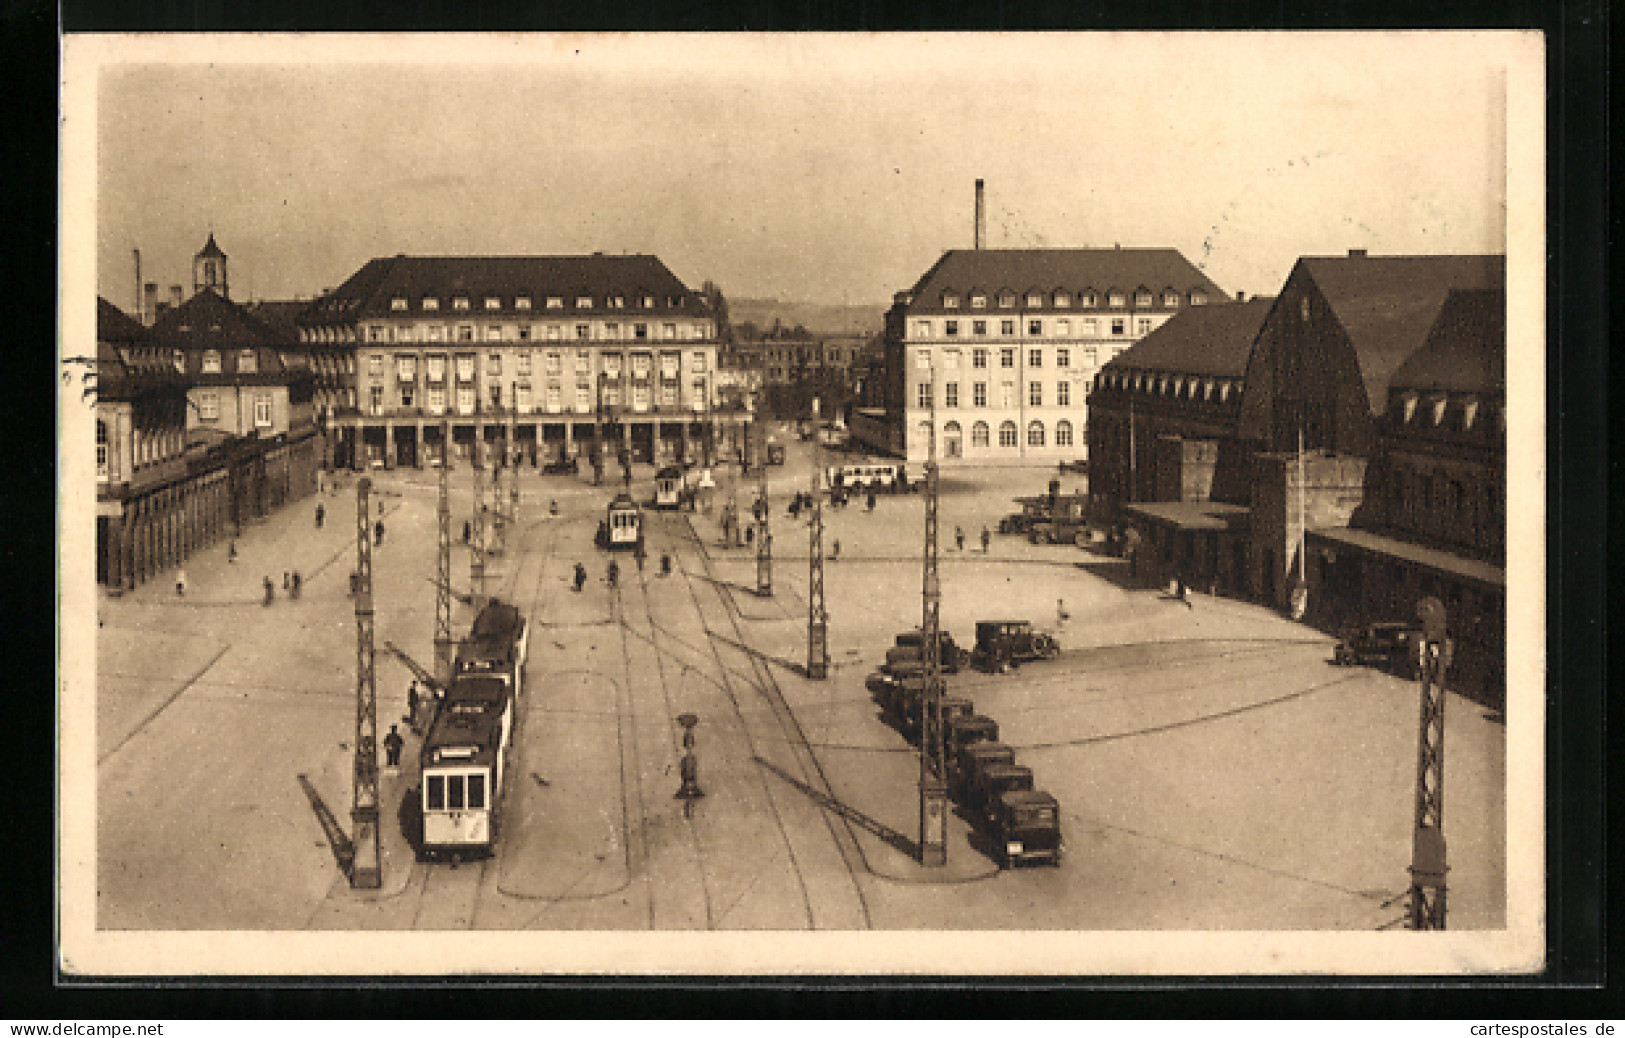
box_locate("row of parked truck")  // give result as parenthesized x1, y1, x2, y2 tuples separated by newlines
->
(866, 625, 1064, 868)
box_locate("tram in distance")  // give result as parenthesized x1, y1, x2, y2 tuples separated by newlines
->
(597, 491, 644, 551)
(419, 599, 529, 860)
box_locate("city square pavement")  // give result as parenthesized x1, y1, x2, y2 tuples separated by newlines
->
(94, 432, 1506, 932)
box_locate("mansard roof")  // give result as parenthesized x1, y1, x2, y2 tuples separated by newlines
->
(901, 248, 1227, 313)
(1388, 289, 1505, 399)
(301, 254, 704, 324)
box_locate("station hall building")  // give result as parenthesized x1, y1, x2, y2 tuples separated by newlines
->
(861, 247, 1229, 464)
(294, 255, 742, 470)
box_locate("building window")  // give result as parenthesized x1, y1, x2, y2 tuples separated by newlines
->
(1081, 292, 1098, 307)
(642, 295, 656, 309)
(427, 355, 446, 382)
(481, 326, 500, 342)
(423, 297, 440, 310)
(917, 383, 933, 409)
(390, 297, 408, 311)
(690, 351, 707, 374)
(1112, 318, 1127, 336)
(255, 394, 274, 427)
(457, 325, 475, 342)
(239, 349, 257, 374)
(516, 296, 532, 310)
(396, 356, 416, 381)
(1000, 348, 1015, 368)
(1135, 290, 1153, 307)
(202, 350, 221, 374)
(633, 323, 648, 340)
(661, 382, 678, 407)
(545, 384, 561, 412)
(972, 421, 990, 448)
(998, 292, 1016, 309)
(457, 385, 475, 414)
(1028, 348, 1043, 368)
(1029, 381, 1043, 406)
(942, 421, 962, 457)
(965, 294, 984, 310)
(973, 320, 987, 336)
(945, 382, 959, 408)
(544, 352, 562, 375)
(425, 383, 444, 415)
(400, 382, 415, 409)
(517, 352, 532, 377)
(368, 354, 383, 376)
(1056, 319, 1071, 337)
(632, 353, 651, 378)
(1109, 291, 1126, 308)
(999, 420, 1018, 447)
(973, 382, 987, 407)
(658, 323, 676, 340)
(942, 293, 959, 309)
(515, 384, 532, 412)
(1055, 420, 1073, 446)
(691, 379, 707, 408)
(1054, 292, 1071, 308)
(944, 320, 959, 337)
(1000, 381, 1015, 407)
(913, 320, 932, 338)
(425, 324, 444, 342)
(943, 348, 961, 369)
(456, 354, 475, 381)
(631, 383, 649, 410)
(1057, 380, 1070, 406)
(484, 297, 501, 311)
(575, 381, 592, 410)
(488, 353, 502, 377)
(1137, 317, 1153, 335)
(1024, 293, 1042, 308)
(396, 325, 414, 343)
(575, 350, 591, 372)
(546, 296, 564, 310)
(972, 348, 988, 369)
(198, 392, 219, 421)
(1191, 291, 1208, 306)
(1027, 421, 1045, 446)
(576, 295, 594, 309)
(369, 385, 384, 415)
(576, 324, 591, 340)
(1163, 291, 1180, 307)
(1001, 319, 1015, 336)
(1056, 347, 1070, 368)
(453, 296, 470, 310)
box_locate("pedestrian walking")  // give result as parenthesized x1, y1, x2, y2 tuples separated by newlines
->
(573, 562, 587, 593)
(175, 570, 187, 597)
(290, 571, 302, 599)
(378, 499, 385, 518)
(462, 520, 471, 544)
(374, 519, 385, 546)
(634, 545, 646, 572)
(1177, 577, 1192, 609)
(981, 526, 991, 553)
(228, 541, 238, 564)
(866, 490, 877, 512)
(549, 499, 559, 516)
(283, 570, 291, 590)
(314, 503, 325, 528)
(955, 526, 965, 551)
(607, 560, 619, 589)
(407, 681, 419, 724)
(831, 539, 841, 562)
(745, 526, 755, 546)
(660, 553, 672, 576)
(383, 724, 404, 767)
(263, 576, 275, 606)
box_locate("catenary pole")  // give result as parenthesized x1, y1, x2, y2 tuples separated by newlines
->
(349, 477, 381, 888)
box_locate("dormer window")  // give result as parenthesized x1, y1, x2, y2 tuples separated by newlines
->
(576, 296, 594, 309)
(642, 295, 655, 308)
(969, 294, 987, 310)
(1431, 397, 1448, 426)
(1163, 291, 1180, 307)
(1462, 399, 1479, 429)
(610, 295, 625, 309)
(422, 297, 439, 310)
(1053, 292, 1070, 308)
(202, 349, 221, 373)
(390, 297, 408, 311)
(484, 297, 502, 310)
(1190, 291, 1208, 306)
(515, 296, 532, 310)
(998, 292, 1016, 309)
(239, 349, 257, 374)
(1081, 291, 1098, 307)
(1108, 291, 1126, 308)
(173, 350, 187, 373)
(1026, 293, 1044, 308)
(547, 296, 564, 310)
(1401, 393, 1419, 423)
(943, 294, 960, 310)
(1134, 289, 1153, 307)
(453, 296, 471, 310)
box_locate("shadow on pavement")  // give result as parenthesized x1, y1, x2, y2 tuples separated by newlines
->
(710, 632, 809, 677)
(297, 773, 355, 879)
(752, 754, 918, 860)
(396, 784, 424, 861)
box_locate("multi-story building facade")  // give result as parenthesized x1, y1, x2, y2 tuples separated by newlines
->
(296, 255, 738, 469)
(873, 248, 1229, 464)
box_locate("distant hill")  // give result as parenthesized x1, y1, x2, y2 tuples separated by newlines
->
(728, 298, 885, 338)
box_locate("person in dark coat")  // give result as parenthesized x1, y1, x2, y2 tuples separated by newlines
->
(263, 576, 275, 605)
(607, 560, 620, 588)
(866, 490, 877, 512)
(374, 519, 385, 546)
(573, 562, 587, 593)
(314, 503, 325, 528)
(955, 526, 965, 551)
(981, 526, 991, 553)
(290, 571, 302, 599)
(383, 725, 404, 767)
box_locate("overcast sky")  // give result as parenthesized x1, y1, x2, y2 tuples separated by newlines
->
(88, 33, 1524, 310)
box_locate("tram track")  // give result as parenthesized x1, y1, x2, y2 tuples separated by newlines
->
(663, 511, 872, 930)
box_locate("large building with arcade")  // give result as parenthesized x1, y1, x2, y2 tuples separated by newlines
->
(294, 254, 745, 470)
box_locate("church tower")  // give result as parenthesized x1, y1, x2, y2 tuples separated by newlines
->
(192, 233, 229, 299)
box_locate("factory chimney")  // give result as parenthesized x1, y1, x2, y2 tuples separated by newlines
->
(170, 285, 184, 310)
(133, 250, 142, 324)
(143, 283, 158, 327)
(974, 179, 985, 250)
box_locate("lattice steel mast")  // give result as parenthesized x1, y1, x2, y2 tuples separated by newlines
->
(807, 439, 828, 679)
(434, 422, 453, 689)
(490, 443, 507, 556)
(1408, 597, 1451, 929)
(470, 439, 487, 614)
(349, 477, 381, 888)
(755, 420, 772, 597)
(918, 373, 947, 866)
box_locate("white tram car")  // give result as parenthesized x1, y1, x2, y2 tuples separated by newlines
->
(419, 600, 528, 859)
(653, 465, 685, 510)
(598, 491, 644, 551)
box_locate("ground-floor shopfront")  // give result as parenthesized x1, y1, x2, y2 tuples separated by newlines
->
(96, 429, 322, 591)
(326, 412, 752, 471)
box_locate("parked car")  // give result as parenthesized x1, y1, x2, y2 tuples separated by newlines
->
(971, 620, 1060, 672)
(1333, 622, 1421, 675)
(990, 790, 1063, 868)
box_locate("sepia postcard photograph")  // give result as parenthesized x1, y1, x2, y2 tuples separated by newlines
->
(58, 30, 1546, 977)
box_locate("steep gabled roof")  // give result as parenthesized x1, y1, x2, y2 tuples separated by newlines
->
(97, 297, 149, 344)
(243, 300, 312, 338)
(1299, 254, 1504, 414)
(1103, 296, 1274, 378)
(150, 287, 287, 348)
(902, 248, 1227, 311)
(195, 232, 227, 259)
(301, 254, 703, 323)
(1388, 289, 1505, 398)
